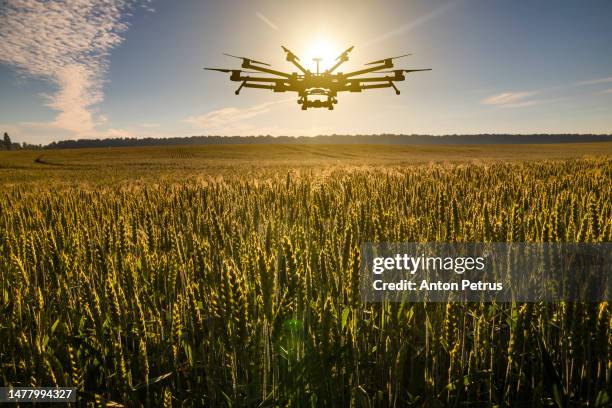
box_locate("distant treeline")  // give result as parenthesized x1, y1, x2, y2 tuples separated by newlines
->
(43, 134, 612, 149)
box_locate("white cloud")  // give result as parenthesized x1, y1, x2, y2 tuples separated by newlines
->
(481, 91, 565, 109)
(184, 99, 294, 134)
(0, 0, 144, 137)
(105, 128, 134, 138)
(575, 76, 612, 86)
(182, 98, 341, 136)
(256, 11, 279, 31)
(185, 105, 270, 128)
(362, 1, 458, 47)
(482, 75, 612, 110)
(482, 92, 537, 106)
(502, 98, 565, 108)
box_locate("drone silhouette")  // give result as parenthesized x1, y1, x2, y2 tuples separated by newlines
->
(205, 46, 431, 110)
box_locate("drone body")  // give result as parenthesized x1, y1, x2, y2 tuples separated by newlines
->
(205, 46, 431, 110)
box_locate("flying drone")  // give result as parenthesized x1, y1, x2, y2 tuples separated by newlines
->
(205, 45, 431, 110)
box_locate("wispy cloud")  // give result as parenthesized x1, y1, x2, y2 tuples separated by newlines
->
(185, 103, 272, 129)
(501, 97, 565, 108)
(483, 74, 612, 109)
(256, 11, 279, 31)
(482, 91, 564, 108)
(0, 0, 145, 137)
(362, 1, 459, 47)
(482, 92, 537, 106)
(106, 128, 135, 138)
(184, 99, 294, 134)
(574, 76, 612, 86)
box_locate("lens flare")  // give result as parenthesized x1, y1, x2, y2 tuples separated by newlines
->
(305, 39, 338, 70)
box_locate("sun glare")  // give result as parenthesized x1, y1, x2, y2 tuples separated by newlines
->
(305, 39, 338, 71)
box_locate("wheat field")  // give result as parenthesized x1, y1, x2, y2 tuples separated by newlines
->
(0, 144, 610, 406)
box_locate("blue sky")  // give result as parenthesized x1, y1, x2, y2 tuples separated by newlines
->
(1, 0, 611, 144)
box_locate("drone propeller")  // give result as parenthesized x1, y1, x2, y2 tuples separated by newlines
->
(365, 54, 411, 65)
(223, 53, 271, 66)
(376, 69, 432, 73)
(204, 68, 261, 74)
(204, 68, 232, 73)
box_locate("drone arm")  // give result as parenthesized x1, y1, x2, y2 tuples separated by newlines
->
(232, 75, 288, 83)
(342, 62, 392, 78)
(350, 74, 402, 82)
(349, 68, 430, 84)
(328, 46, 355, 73)
(328, 57, 347, 74)
(243, 83, 276, 91)
(352, 81, 400, 95)
(234, 80, 282, 94)
(288, 58, 308, 74)
(243, 61, 291, 78)
(359, 82, 394, 90)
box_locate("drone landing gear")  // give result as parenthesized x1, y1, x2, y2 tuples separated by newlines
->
(235, 81, 246, 95)
(299, 94, 337, 110)
(389, 81, 401, 95)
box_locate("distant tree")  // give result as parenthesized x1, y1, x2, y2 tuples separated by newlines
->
(3, 132, 11, 151)
(39, 133, 612, 149)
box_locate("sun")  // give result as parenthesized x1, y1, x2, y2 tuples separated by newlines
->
(304, 38, 338, 72)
